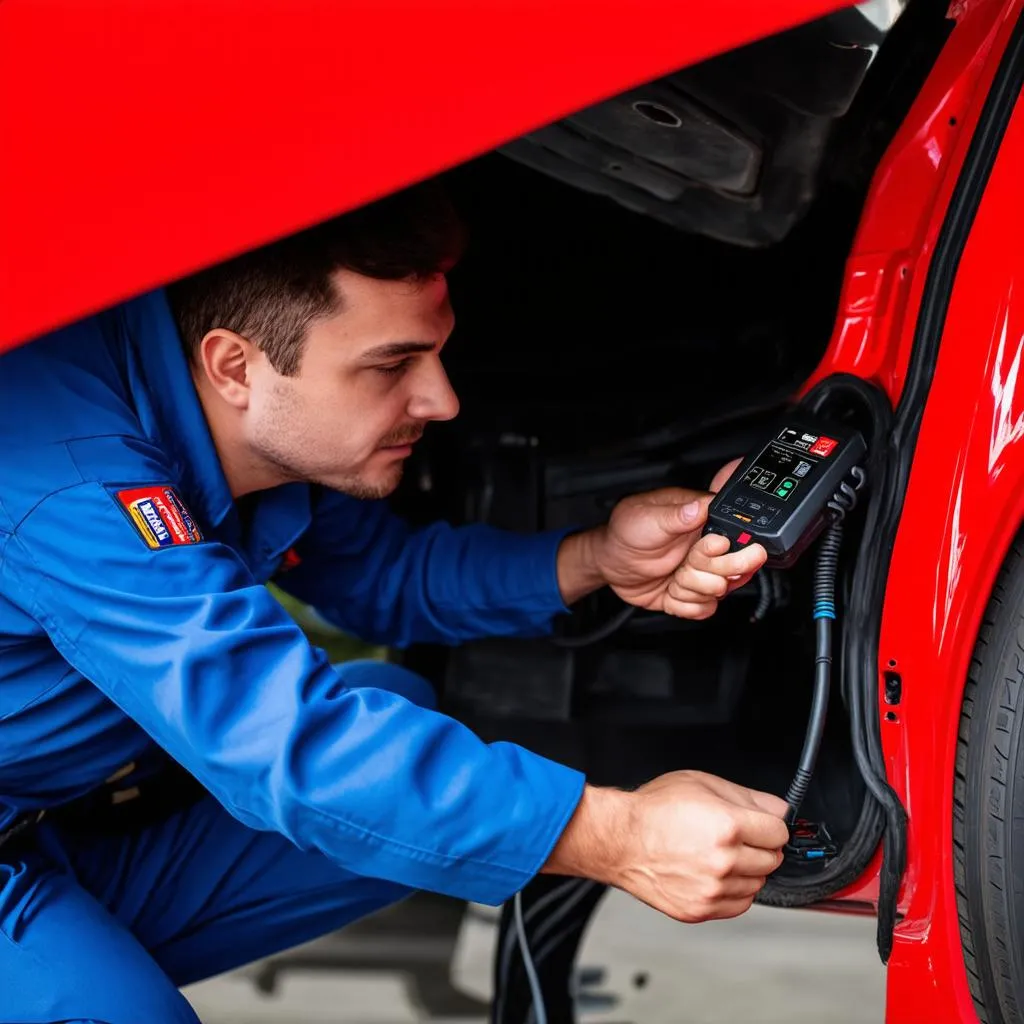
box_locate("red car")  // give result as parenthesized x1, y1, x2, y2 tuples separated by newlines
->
(3, 1, 1024, 1020)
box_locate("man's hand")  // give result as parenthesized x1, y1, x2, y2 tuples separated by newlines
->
(556, 458, 766, 618)
(542, 772, 790, 923)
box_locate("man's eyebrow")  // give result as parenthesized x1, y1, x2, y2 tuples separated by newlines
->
(361, 341, 437, 361)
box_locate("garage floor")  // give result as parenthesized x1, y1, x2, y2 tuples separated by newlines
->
(183, 889, 886, 1023)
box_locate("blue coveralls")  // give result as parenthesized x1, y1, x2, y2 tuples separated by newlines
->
(0, 290, 585, 1023)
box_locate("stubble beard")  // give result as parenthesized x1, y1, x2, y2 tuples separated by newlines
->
(326, 462, 404, 501)
(252, 383, 413, 501)
(258, 441, 404, 501)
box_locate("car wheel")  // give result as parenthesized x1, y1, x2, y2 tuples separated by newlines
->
(956, 536, 1024, 1024)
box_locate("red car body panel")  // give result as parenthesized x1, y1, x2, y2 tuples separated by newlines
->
(881, 35, 1024, 1024)
(4, 1, 1024, 1020)
(0, 0, 853, 351)
(802, 0, 1024, 1017)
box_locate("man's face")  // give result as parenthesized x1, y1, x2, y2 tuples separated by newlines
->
(246, 268, 459, 499)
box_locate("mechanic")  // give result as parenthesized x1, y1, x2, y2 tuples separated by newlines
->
(0, 182, 788, 1023)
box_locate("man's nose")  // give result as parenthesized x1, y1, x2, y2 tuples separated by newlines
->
(408, 363, 460, 423)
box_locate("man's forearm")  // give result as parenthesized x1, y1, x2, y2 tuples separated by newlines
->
(556, 527, 609, 606)
(540, 783, 633, 884)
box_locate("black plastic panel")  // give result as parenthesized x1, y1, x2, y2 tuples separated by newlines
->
(501, 4, 908, 246)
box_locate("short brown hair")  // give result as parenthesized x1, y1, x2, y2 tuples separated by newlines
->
(166, 180, 466, 376)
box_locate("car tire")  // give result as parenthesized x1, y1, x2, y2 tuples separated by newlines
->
(955, 535, 1024, 1024)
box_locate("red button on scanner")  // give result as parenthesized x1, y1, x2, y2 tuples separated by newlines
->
(737, 531, 752, 545)
(810, 436, 838, 457)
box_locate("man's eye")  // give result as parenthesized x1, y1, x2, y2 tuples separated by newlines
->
(375, 359, 411, 378)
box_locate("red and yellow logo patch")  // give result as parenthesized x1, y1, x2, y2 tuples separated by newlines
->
(114, 485, 203, 550)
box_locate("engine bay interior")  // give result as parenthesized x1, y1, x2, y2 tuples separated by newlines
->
(389, 153, 869, 884)
(388, 1, 951, 893)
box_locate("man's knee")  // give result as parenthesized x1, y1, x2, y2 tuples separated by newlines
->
(23, 988, 199, 1024)
(33, 994, 198, 1024)
(332, 659, 438, 710)
(59, 1013, 197, 1024)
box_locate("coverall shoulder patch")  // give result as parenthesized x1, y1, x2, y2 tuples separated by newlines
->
(111, 485, 204, 550)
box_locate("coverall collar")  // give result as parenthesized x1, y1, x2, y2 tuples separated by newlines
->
(120, 289, 236, 528)
(118, 289, 311, 565)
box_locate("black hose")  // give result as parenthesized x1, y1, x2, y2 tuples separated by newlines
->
(548, 603, 636, 648)
(784, 523, 842, 823)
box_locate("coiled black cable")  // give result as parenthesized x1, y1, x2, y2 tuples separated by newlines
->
(800, 373, 905, 960)
(751, 572, 772, 623)
(783, 524, 840, 823)
(783, 467, 865, 824)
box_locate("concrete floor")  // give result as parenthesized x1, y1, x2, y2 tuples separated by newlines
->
(183, 891, 887, 1023)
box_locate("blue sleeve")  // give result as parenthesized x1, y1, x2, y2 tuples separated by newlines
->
(276, 490, 573, 648)
(3, 458, 585, 905)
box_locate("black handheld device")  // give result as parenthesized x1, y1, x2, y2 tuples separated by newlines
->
(703, 417, 867, 568)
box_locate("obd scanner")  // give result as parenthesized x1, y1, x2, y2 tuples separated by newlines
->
(704, 418, 867, 568)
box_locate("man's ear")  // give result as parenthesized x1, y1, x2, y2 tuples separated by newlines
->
(197, 329, 258, 409)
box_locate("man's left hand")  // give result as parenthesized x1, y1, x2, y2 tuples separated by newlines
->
(557, 459, 767, 619)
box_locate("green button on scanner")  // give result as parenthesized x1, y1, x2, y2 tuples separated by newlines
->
(775, 477, 797, 500)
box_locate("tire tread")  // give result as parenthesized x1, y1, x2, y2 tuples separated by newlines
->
(955, 538, 1024, 1024)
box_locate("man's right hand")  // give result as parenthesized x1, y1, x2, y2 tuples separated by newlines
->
(541, 771, 790, 923)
